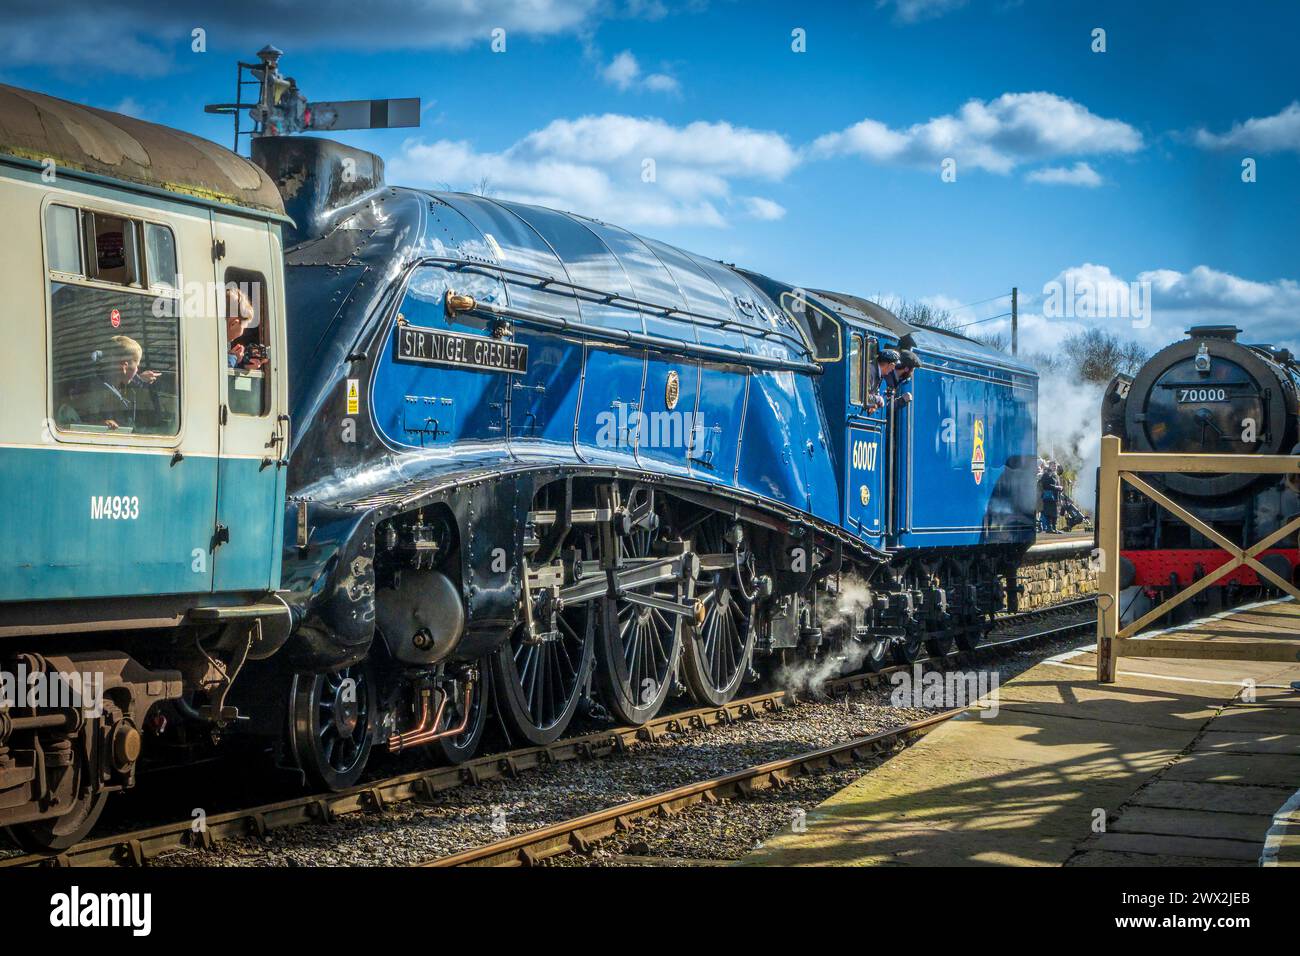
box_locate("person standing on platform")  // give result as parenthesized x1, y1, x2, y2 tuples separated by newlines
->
(1040, 461, 1063, 533)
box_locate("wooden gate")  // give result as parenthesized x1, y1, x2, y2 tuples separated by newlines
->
(1095, 435, 1300, 682)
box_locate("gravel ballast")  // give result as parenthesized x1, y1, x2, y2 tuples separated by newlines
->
(145, 615, 1092, 867)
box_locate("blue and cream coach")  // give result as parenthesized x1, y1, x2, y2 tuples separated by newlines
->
(0, 84, 291, 849)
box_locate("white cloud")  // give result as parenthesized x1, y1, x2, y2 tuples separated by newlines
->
(0, 0, 606, 75)
(812, 92, 1142, 174)
(389, 114, 796, 228)
(643, 72, 682, 94)
(878, 0, 968, 24)
(1194, 102, 1300, 154)
(601, 50, 680, 95)
(0, 16, 174, 76)
(990, 261, 1300, 501)
(1141, 264, 1300, 324)
(742, 197, 787, 221)
(1025, 161, 1103, 187)
(918, 293, 967, 313)
(623, 0, 670, 19)
(110, 97, 145, 119)
(949, 262, 1300, 356)
(602, 51, 641, 90)
(933, 262, 1300, 508)
(520, 115, 799, 178)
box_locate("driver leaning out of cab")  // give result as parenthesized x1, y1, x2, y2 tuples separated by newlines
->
(885, 349, 922, 407)
(866, 348, 899, 412)
(866, 348, 922, 412)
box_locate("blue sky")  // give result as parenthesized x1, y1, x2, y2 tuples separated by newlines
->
(3, 0, 1297, 353)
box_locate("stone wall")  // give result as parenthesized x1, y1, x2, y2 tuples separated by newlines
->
(1016, 540, 1098, 610)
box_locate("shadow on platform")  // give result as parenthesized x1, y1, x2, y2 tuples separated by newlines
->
(742, 635, 1300, 867)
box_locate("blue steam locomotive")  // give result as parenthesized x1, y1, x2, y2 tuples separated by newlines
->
(0, 81, 1037, 848)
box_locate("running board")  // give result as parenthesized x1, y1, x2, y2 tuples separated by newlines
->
(189, 602, 289, 622)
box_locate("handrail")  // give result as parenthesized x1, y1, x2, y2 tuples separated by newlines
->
(412, 255, 818, 360)
(449, 296, 823, 375)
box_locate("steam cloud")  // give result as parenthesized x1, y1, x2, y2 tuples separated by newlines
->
(1037, 370, 1105, 510)
(772, 574, 879, 696)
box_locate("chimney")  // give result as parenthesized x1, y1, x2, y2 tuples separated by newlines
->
(251, 136, 386, 245)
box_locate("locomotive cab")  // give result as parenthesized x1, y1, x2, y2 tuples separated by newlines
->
(842, 324, 890, 541)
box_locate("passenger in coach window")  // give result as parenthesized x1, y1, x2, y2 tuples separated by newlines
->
(77, 335, 158, 431)
(226, 286, 267, 370)
(869, 348, 900, 412)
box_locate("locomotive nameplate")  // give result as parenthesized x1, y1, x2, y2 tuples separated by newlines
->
(396, 326, 528, 374)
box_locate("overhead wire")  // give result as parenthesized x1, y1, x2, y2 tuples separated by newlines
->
(954, 311, 1012, 330)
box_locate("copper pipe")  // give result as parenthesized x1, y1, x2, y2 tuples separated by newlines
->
(387, 679, 475, 751)
(387, 687, 444, 752)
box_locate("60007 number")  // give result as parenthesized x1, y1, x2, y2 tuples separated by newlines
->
(852, 439, 879, 471)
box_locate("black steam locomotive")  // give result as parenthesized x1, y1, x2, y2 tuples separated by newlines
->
(1103, 325, 1300, 623)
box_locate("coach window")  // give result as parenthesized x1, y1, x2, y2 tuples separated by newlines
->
(86, 212, 140, 286)
(224, 267, 271, 417)
(46, 204, 181, 437)
(45, 204, 83, 276)
(143, 223, 178, 290)
(849, 333, 864, 405)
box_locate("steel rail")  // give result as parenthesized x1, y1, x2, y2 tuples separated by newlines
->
(426, 709, 965, 867)
(1, 597, 1094, 868)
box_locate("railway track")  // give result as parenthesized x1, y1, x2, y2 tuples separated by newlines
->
(2, 597, 1095, 868)
(426, 708, 964, 867)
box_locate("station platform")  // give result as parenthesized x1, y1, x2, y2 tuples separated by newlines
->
(744, 599, 1300, 867)
(1033, 530, 1092, 548)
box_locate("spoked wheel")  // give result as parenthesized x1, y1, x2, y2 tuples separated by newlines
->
(955, 616, 986, 652)
(493, 532, 596, 745)
(681, 516, 755, 706)
(925, 630, 955, 658)
(595, 487, 684, 725)
(855, 634, 891, 672)
(892, 630, 925, 665)
(291, 658, 377, 791)
(435, 662, 491, 764)
(5, 750, 109, 853)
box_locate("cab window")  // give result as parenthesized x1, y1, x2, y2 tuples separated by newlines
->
(45, 204, 181, 437)
(224, 267, 271, 416)
(849, 333, 864, 405)
(864, 336, 879, 401)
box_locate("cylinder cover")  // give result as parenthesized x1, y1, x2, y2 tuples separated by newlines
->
(375, 570, 466, 665)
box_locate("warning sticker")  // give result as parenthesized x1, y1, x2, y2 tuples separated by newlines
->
(346, 379, 360, 415)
